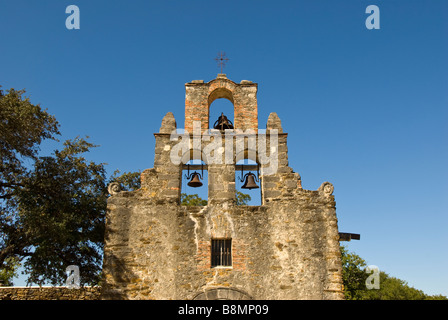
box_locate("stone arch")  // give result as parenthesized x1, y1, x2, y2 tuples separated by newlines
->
(192, 287, 253, 300)
(180, 149, 209, 165)
(208, 85, 236, 130)
(235, 148, 259, 165)
(209, 100, 235, 132)
(208, 87, 235, 107)
(185, 75, 258, 132)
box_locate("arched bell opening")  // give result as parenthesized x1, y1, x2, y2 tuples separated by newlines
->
(235, 158, 261, 206)
(181, 155, 208, 206)
(208, 88, 235, 131)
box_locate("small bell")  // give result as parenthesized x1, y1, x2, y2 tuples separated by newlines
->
(213, 112, 234, 130)
(241, 172, 259, 190)
(187, 172, 203, 188)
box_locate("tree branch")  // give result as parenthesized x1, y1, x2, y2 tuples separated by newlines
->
(0, 182, 24, 188)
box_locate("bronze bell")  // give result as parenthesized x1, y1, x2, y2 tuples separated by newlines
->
(241, 172, 259, 190)
(213, 112, 234, 130)
(187, 172, 203, 188)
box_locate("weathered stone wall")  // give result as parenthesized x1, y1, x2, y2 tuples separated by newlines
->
(0, 286, 100, 300)
(101, 186, 342, 300)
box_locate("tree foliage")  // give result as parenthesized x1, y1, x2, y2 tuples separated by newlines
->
(15, 138, 107, 286)
(1, 87, 60, 285)
(0, 256, 20, 286)
(0, 86, 60, 168)
(0, 87, 107, 286)
(341, 245, 447, 300)
(109, 170, 141, 191)
(235, 191, 251, 206)
(340, 245, 369, 300)
(180, 191, 251, 206)
(181, 193, 207, 206)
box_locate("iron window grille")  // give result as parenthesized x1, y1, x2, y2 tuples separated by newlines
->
(211, 239, 232, 267)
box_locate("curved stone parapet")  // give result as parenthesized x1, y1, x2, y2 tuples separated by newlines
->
(107, 182, 122, 195)
(318, 181, 334, 196)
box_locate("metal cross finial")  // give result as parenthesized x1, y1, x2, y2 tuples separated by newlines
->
(215, 52, 229, 74)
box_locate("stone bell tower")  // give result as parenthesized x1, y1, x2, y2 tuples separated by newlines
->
(185, 73, 258, 132)
(101, 74, 344, 300)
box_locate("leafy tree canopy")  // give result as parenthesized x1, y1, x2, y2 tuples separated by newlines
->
(235, 191, 251, 206)
(181, 191, 251, 206)
(0, 87, 109, 286)
(14, 137, 107, 285)
(181, 193, 207, 206)
(341, 245, 447, 300)
(109, 170, 141, 192)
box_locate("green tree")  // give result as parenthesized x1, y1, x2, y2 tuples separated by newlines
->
(236, 190, 251, 205)
(0, 256, 20, 286)
(181, 193, 207, 206)
(180, 191, 251, 206)
(340, 245, 369, 300)
(109, 170, 141, 191)
(340, 245, 447, 300)
(360, 271, 437, 300)
(1, 86, 60, 285)
(15, 137, 107, 286)
(0, 87, 60, 182)
(0, 86, 111, 286)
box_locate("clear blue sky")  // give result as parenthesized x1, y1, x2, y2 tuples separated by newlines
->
(1, 1, 447, 296)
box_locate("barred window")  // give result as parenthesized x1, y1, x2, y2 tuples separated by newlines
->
(211, 239, 232, 267)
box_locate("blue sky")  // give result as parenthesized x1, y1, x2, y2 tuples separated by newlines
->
(1, 1, 447, 296)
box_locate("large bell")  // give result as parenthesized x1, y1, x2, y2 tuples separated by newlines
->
(241, 172, 259, 190)
(187, 172, 203, 188)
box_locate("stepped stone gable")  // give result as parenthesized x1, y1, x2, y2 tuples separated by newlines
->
(101, 74, 344, 300)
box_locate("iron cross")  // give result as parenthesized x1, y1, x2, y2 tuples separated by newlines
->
(215, 52, 229, 74)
